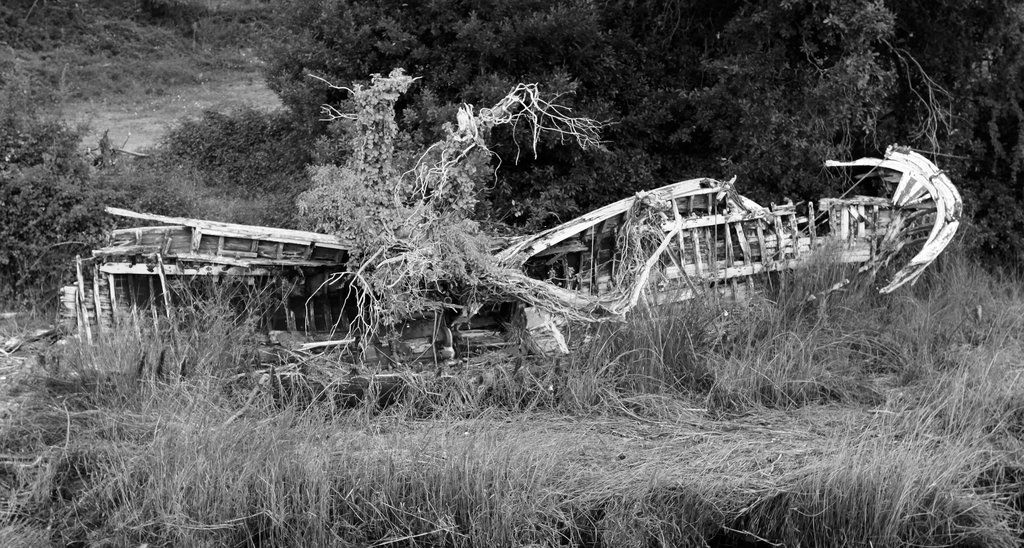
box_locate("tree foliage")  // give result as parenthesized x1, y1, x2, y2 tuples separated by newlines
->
(0, 75, 113, 303)
(266, 0, 1024, 259)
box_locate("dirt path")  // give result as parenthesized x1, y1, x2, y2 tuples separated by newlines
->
(63, 72, 282, 154)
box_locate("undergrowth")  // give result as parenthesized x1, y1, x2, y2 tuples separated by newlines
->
(2, 251, 1023, 546)
(0, 0, 281, 103)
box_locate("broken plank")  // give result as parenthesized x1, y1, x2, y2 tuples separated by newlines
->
(100, 263, 276, 277)
(498, 178, 713, 263)
(690, 229, 705, 277)
(299, 339, 357, 351)
(106, 207, 353, 249)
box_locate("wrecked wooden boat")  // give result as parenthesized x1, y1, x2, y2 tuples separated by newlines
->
(60, 145, 961, 363)
(498, 146, 961, 313)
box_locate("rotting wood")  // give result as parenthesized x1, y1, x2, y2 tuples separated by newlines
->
(105, 207, 352, 249)
(91, 266, 104, 336)
(75, 256, 92, 344)
(155, 253, 173, 319)
(107, 274, 118, 320)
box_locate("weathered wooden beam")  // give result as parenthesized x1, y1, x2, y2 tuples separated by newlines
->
(91, 267, 104, 337)
(93, 245, 163, 257)
(75, 256, 92, 344)
(99, 263, 275, 277)
(105, 207, 352, 249)
(155, 254, 173, 319)
(691, 229, 704, 276)
(498, 178, 714, 263)
(107, 274, 118, 320)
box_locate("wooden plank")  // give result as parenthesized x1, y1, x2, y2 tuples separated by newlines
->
(91, 267, 104, 337)
(840, 206, 851, 242)
(498, 178, 713, 262)
(734, 222, 752, 265)
(870, 205, 880, 259)
(155, 254, 173, 319)
(533, 240, 588, 259)
(807, 201, 817, 245)
(608, 222, 619, 281)
(147, 276, 159, 328)
(172, 253, 338, 268)
(105, 207, 352, 249)
(723, 220, 735, 267)
(659, 209, 772, 233)
(591, 221, 604, 294)
(670, 199, 690, 276)
(819, 196, 893, 207)
(92, 245, 162, 257)
(828, 203, 839, 239)
(162, 233, 173, 255)
(298, 338, 357, 351)
(691, 229, 704, 277)
(658, 244, 868, 284)
(219, 250, 259, 259)
(190, 228, 202, 253)
(107, 274, 118, 319)
(75, 256, 92, 344)
(664, 237, 699, 296)
(100, 263, 275, 277)
(579, 227, 592, 294)
(754, 222, 768, 265)
(772, 210, 786, 261)
(787, 213, 800, 258)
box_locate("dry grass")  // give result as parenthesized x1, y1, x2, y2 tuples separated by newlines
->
(2, 251, 1023, 546)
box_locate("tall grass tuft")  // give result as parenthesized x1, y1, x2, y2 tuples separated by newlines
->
(3, 249, 1024, 546)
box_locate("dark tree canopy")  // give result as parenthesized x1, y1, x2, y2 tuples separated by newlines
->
(265, 0, 1024, 259)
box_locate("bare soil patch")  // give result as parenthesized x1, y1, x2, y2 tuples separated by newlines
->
(63, 70, 282, 153)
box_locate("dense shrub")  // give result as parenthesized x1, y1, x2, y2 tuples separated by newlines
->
(162, 108, 313, 196)
(0, 77, 113, 304)
(265, 0, 1024, 258)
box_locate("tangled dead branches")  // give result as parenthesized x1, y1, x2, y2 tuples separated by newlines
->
(303, 70, 608, 345)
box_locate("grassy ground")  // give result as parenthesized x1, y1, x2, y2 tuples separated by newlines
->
(1, 251, 1022, 546)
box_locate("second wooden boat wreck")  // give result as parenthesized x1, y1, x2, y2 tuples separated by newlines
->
(61, 145, 961, 362)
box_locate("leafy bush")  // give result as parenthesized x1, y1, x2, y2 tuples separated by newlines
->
(266, 0, 1024, 260)
(162, 107, 313, 195)
(0, 75, 113, 304)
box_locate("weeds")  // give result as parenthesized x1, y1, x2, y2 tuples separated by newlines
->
(1, 0, 281, 103)
(2, 251, 1024, 546)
